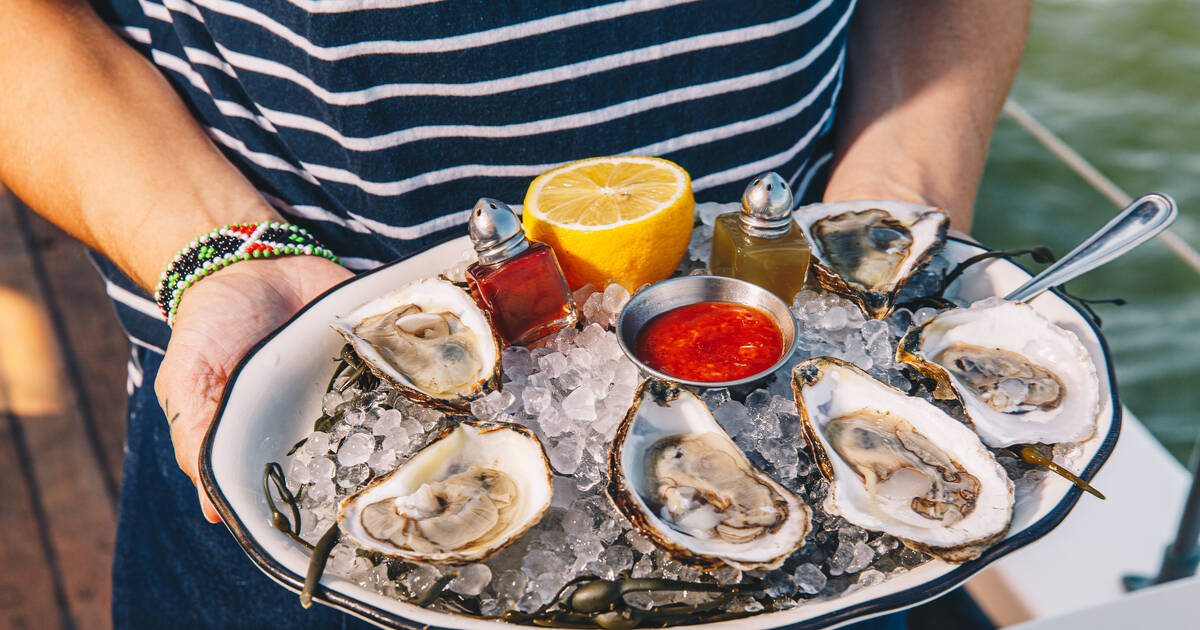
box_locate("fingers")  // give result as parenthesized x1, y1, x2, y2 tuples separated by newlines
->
(156, 339, 227, 523)
(198, 483, 222, 524)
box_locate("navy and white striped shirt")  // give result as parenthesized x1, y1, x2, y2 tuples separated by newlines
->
(90, 0, 855, 371)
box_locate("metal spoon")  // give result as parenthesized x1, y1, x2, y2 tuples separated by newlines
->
(1005, 193, 1178, 302)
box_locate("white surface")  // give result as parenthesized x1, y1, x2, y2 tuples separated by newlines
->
(972, 410, 1191, 621)
(1007, 575, 1200, 630)
(205, 238, 1122, 629)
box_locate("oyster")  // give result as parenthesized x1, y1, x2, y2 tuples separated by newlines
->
(897, 298, 1101, 447)
(332, 278, 501, 410)
(795, 200, 948, 319)
(607, 380, 811, 571)
(792, 357, 1013, 563)
(338, 420, 552, 565)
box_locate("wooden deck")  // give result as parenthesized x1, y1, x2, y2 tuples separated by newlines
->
(0, 188, 127, 630)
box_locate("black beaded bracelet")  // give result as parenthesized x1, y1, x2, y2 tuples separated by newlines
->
(154, 222, 339, 327)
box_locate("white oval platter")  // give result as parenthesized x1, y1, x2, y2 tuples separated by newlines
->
(200, 235, 1119, 630)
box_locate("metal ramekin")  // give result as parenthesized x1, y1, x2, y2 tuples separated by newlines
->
(615, 275, 798, 388)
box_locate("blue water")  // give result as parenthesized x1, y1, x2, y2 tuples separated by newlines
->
(973, 0, 1200, 462)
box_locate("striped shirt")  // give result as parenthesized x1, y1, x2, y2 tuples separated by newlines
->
(89, 0, 855, 368)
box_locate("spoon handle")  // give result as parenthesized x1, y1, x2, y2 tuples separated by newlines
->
(1004, 193, 1178, 303)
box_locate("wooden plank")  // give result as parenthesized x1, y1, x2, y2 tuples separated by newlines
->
(0, 409, 68, 630)
(0, 197, 67, 630)
(0, 190, 114, 630)
(18, 201, 128, 494)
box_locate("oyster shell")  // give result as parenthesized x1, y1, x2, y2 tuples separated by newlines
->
(338, 420, 552, 565)
(795, 200, 948, 319)
(332, 278, 501, 411)
(607, 380, 811, 571)
(897, 298, 1101, 447)
(792, 357, 1013, 563)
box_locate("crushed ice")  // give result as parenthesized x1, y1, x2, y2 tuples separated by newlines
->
(280, 219, 1077, 619)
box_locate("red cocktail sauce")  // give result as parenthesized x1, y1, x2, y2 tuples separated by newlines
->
(634, 302, 784, 383)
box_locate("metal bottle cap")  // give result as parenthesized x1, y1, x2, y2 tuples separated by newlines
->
(468, 198, 530, 265)
(739, 172, 794, 238)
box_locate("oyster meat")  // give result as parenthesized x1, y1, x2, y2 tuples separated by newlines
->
(607, 380, 811, 571)
(338, 420, 552, 565)
(897, 298, 1101, 447)
(332, 278, 501, 410)
(792, 357, 1013, 563)
(795, 200, 948, 319)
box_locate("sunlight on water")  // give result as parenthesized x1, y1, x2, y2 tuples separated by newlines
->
(974, 0, 1200, 461)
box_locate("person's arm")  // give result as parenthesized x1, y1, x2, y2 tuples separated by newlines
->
(823, 0, 1032, 230)
(0, 0, 350, 521)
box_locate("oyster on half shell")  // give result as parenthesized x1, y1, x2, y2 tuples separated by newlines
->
(331, 278, 501, 411)
(897, 298, 1101, 447)
(607, 380, 811, 571)
(338, 420, 552, 565)
(795, 200, 948, 319)
(792, 357, 1013, 563)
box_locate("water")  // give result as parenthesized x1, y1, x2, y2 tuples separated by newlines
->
(974, 0, 1200, 462)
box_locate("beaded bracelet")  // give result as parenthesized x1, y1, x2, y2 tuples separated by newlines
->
(154, 221, 339, 327)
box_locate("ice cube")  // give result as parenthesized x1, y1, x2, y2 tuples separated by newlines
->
(601, 283, 631, 314)
(304, 431, 331, 457)
(712, 401, 752, 437)
(701, 388, 731, 409)
(522, 386, 553, 416)
(538, 352, 569, 378)
(367, 448, 397, 473)
(602, 545, 634, 573)
(857, 569, 885, 587)
(547, 436, 585, 475)
(493, 570, 528, 602)
(470, 397, 497, 421)
(321, 391, 345, 416)
(821, 306, 849, 330)
(582, 292, 606, 324)
(845, 541, 876, 573)
(687, 224, 714, 261)
(561, 387, 597, 421)
(308, 456, 336, 480)
(337, 432, 375, 467)
(794, 563, 827, 595)
(576, 322, 607, 348)
(372, 409, 404, 437)
(343, 409, 369, 426)
(286, 456, 312, 485)
(765, 572, 797, 597)
(335, 463, 370, 488)
(381, 433, 409, 454)
(556, 366, 586, 391)
(538, 407, 572, 438)
(560, 506, 595, 541)
(449, 564, 492, 596)
(696, 202, 730, 227)
(502, 346, 535, 377)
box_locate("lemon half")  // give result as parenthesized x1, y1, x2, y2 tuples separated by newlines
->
(523, 156, 695, 291)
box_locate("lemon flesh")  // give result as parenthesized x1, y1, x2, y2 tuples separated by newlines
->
(523, 156, 695, 291)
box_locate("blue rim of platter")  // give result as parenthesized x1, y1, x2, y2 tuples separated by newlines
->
(199, 235, 1122, 630)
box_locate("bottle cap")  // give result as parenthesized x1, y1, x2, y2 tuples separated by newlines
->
(739, 172, 794, 238)
(469, 198, 531, 265)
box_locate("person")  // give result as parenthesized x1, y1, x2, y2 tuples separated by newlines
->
(0, 1, 1030, 627)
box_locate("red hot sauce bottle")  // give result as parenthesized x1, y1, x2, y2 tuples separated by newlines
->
(466, 198, 578, 346)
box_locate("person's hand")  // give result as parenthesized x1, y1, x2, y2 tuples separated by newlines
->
(155, 255, 353, 522)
